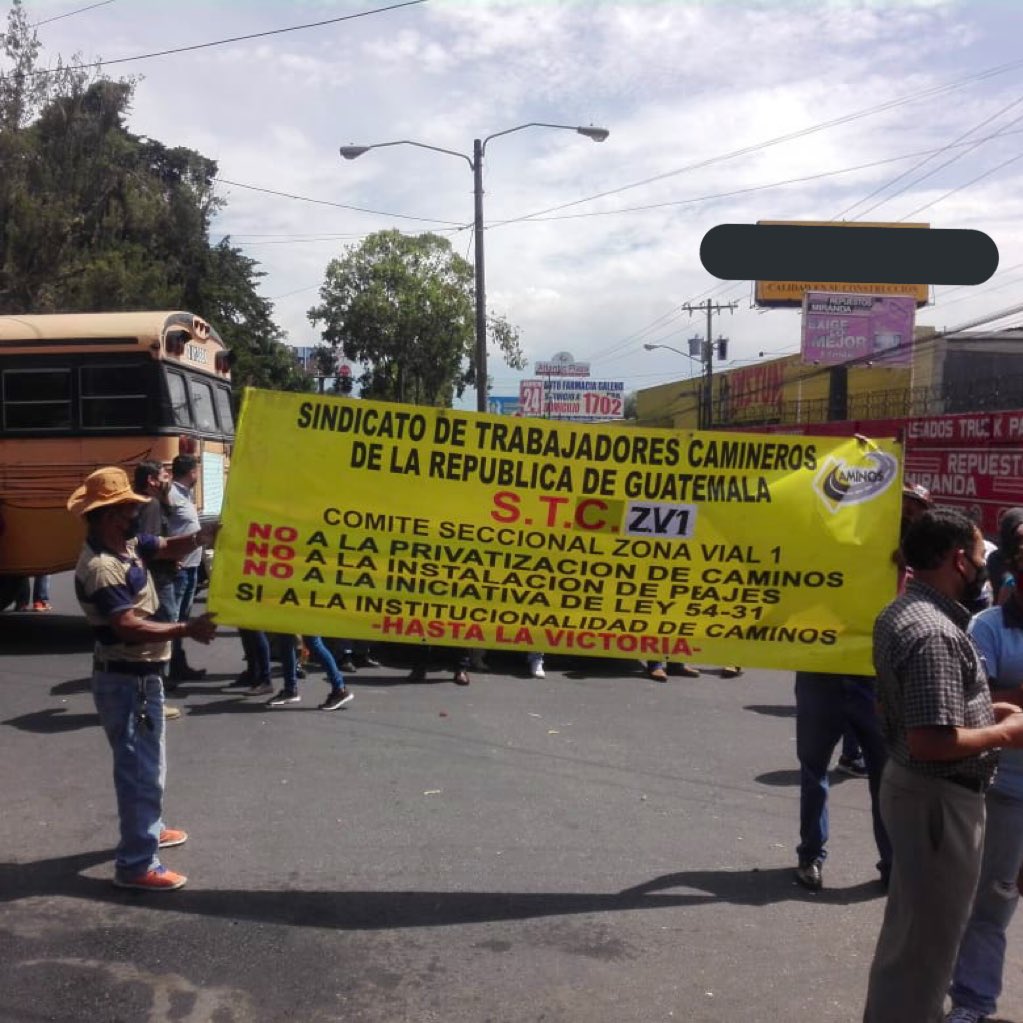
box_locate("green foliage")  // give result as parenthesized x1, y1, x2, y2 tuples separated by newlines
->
(0, 0, 309, 399)
(308, 229, 525, 407)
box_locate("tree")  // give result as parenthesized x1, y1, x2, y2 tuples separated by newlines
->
(0, 0, 309, 399)
(308, 230, 525, 407)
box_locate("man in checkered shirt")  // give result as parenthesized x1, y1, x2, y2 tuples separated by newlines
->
(863, 508, 1023, 1023)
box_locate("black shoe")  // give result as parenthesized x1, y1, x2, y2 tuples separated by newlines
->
(173, 666, 207, 682)
(295, 666, 306, 680)
(407, 666, 428, 682)
(360, 655, 381, 668)
(224, 671, 252, 690)
(319, 688, 353, 711)
(721, 666, 743, 679)
(836, 755, 868, 779)
(339, 658, 357, 673)
(795, 860, 823, 890)
(267, 689, 301, 707)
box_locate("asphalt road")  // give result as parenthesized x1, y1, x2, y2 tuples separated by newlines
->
(2, 573, 1022, 1023)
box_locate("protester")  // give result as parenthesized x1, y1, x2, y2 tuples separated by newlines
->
(131, 461, 185, 719)
(267, 633, 353, 711)
(793, 669, 890, 890)
(837, 727, 868, 778)
(67, 466, 217, 891)
(409, 648, 471, 685)
(646, 660, 699, 682)
(15, 574, 51, 611)
(863, 507, 1023, 1023)
(165, 454, 206, 683)
(988, 508, 1023, 607)
(232, 629, 272, 693)
(945, 527, 1023, 1023)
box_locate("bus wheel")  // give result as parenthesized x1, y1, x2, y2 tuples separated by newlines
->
(0, 576, 24, 611)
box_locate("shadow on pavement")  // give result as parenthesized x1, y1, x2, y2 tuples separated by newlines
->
(50, 677, 92, 696)
(744, 704, 796, 718)
(0, 855, 883, 930)
(2, 707, 99, 733)
(0, 614, 93, 656)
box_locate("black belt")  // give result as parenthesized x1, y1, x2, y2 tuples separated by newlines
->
(94, 659, 169, 678)
(944, 774, 989, 794)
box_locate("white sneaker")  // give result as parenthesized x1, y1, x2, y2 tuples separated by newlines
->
(528, 655, 545, 679)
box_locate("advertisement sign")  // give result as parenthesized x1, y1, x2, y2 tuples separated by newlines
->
(801, 292, 916, 367)
(519, 379, 625, 421)
(487, 395, 522, 416)
(534, 350, 591, 377)
(208, 389, 903, 674)
(754, 220, 931, 307)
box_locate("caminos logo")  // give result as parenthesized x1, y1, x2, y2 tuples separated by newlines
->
(813, 450, 898, 513)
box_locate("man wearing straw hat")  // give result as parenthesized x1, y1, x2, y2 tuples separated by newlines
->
(68, 466, 218, 891)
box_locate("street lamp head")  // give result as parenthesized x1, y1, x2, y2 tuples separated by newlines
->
(577, 126, 610, 142)
(339, 145, 369, 160)
(642, 343, 658, 351)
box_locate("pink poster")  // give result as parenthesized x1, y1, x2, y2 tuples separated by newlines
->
(801, 292, 916, 366)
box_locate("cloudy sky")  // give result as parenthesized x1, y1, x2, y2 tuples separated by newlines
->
(23, 0, 1023, 400)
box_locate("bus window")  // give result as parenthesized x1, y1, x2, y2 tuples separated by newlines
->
(2, 367, 73, 431)
(166, 371, 192, 427)
(214, 385, 234, 434)
(80, 363, 149, 430)
(190, 378, 217, 433)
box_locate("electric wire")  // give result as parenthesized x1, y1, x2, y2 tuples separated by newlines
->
(18, 0, 426, 76)
(30, 0, 115, 28)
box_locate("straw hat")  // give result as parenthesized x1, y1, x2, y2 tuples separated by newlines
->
(67, 467, 149, 517)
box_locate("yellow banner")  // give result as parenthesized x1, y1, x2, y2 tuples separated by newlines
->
(208, 388, 904, 674)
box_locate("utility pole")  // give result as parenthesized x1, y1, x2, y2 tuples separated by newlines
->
(682, 300, 738, 429)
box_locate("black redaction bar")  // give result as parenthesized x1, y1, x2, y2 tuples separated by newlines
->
(700, 224, 998, 285)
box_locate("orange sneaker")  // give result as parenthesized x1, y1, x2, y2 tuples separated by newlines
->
(113, 865, 187, 891)
(33, 601, 52, 611)
(158, 827, 188, 848)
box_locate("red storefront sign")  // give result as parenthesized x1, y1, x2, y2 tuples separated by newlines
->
(747, 408, 1023, 537)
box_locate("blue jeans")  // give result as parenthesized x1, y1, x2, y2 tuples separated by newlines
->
(16, 575, 50, 604)
(240, 629, 271, 683)
(91, 669, 168, 877)
(150, 572, 178, 624)
(794, 671, 891, 873)
(949, 785, 1023, 1015)
(170, 566, 199, 668)
(282, 635, 344, 693)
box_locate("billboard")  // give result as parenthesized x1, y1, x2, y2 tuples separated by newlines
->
(519, 379, 625, 421)
(534, 350, 591, 377)
(754, 221, 931, 307)
(801, 292, 917, 367)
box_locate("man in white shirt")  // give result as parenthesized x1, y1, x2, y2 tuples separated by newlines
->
(165, 454, 206, 683)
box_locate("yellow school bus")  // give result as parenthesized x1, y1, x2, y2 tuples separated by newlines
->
(0, 311, 234, 608)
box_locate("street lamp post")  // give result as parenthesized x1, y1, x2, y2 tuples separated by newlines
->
(643, 341, 709, 428)
(341, 123, 609, 412)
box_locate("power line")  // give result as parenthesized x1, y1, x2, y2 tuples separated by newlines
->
(497, 56, 1023, 226)
(20, 0, 426, 77)
(217, 179, 468, 229)
(496, 128, 1023, 226)
(31, 0, 115, 28)
(837, 93, 1023, 220)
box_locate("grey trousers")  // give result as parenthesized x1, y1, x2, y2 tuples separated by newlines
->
(863, 760, 986, 1023)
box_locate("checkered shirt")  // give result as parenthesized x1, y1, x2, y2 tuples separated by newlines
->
(873, 578, 997, 783)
